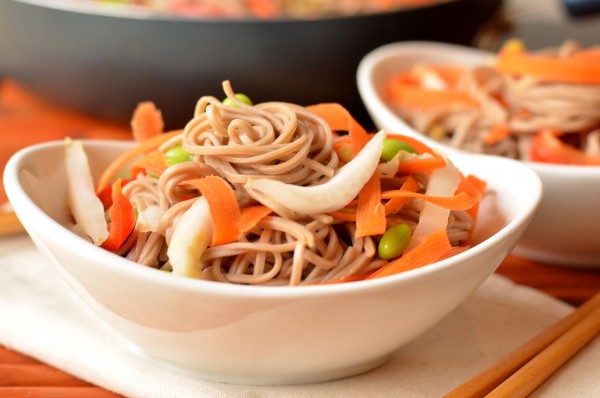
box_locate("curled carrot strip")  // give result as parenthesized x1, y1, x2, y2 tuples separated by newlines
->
(388, 77, 479, 111)
(306, 103, 369, 155)
(96, 130, 183, 194)
(497, 40, 600, 84)
(355, 173, 386, 238)
(530, 128, 600, 165)
(307, 103, 387, 237)
(457, 173, 487, 236)
(239, 205, 273, 234)
(182, 176, 241, 246)
(367, 229, 452, 279)
(101, 178, 136, 252)
(131, 101, 164, 143)
(327, 210, 357, 222)
(570, 47, 600, 61)
(396, 156, 447, 175)
(483, 124, 511, 145)
(130, 149, 169, 178)
(380, 190, 479, 211)
(384, 175, 420, 215)
(387, 133, 437, 155)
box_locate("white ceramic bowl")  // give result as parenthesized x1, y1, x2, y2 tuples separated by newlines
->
(357, 41, 600, 267)
(4, 139, 541, 385)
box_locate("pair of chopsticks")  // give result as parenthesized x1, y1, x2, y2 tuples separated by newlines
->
(445, 290, 600, 397)
(0, 211, 25, 237)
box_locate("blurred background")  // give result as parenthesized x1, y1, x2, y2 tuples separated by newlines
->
(0, 0, 599, 130)
(477, 0, 600, 50)
(2, 1, 600, 391)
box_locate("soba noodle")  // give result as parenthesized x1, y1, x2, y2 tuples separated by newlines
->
(70, 81, 477, 286)
(391, 40, 600, 161)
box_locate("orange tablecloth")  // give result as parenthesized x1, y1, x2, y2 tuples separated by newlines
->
(0, 79, 132, 205)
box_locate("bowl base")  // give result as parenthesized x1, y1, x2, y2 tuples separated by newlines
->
(131, 343, 390, 386)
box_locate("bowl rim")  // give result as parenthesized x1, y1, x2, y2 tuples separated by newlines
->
(4, 138, 541, 299)
(356, 40, 600, 174)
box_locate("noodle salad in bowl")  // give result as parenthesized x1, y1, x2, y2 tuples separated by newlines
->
(66, 80, 485, 286)
(358, 40, 600, 267)
(4, 82, 541, 384)
(379, 40, 600, 165)
(94, 0, 446, 19)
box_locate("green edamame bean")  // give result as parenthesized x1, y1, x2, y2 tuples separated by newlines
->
(378, 223, 412, 260)
(381, 139, 418, 162)
(222, 93, 253, 107)
(165, 145, 192, 166)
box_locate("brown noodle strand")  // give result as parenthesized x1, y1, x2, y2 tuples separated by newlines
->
(114, 81, 473, 285)
(394, 41, 600, 160)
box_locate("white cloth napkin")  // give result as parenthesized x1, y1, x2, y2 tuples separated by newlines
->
(1, 235, 599, 398)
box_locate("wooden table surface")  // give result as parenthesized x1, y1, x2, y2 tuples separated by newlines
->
(1, 79, 599, 398)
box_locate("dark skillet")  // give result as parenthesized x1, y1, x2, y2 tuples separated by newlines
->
(0, 0, 502, 129)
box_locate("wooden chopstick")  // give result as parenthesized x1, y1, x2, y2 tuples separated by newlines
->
(445, 291, 600, 398)
(0, 211, 25, 237)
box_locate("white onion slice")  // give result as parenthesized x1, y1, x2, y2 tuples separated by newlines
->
(65, 138, 108, 246)
(167, 196, 213, 278)
(136, 204, 165, 233)
(407, 156, 460, 251)
(244, 129, 387, 215)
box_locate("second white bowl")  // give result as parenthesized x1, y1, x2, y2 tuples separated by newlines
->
(357, 41, 600, 267)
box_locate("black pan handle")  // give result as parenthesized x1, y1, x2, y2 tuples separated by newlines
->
(562, 0, 600, 16)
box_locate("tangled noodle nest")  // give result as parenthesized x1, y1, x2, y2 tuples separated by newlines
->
(114, 81, 471, 285)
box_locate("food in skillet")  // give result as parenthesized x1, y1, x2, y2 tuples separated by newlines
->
(385, 39, 600, 165)
(96, 0, 443, 18)
(65, 81, 485, 286)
